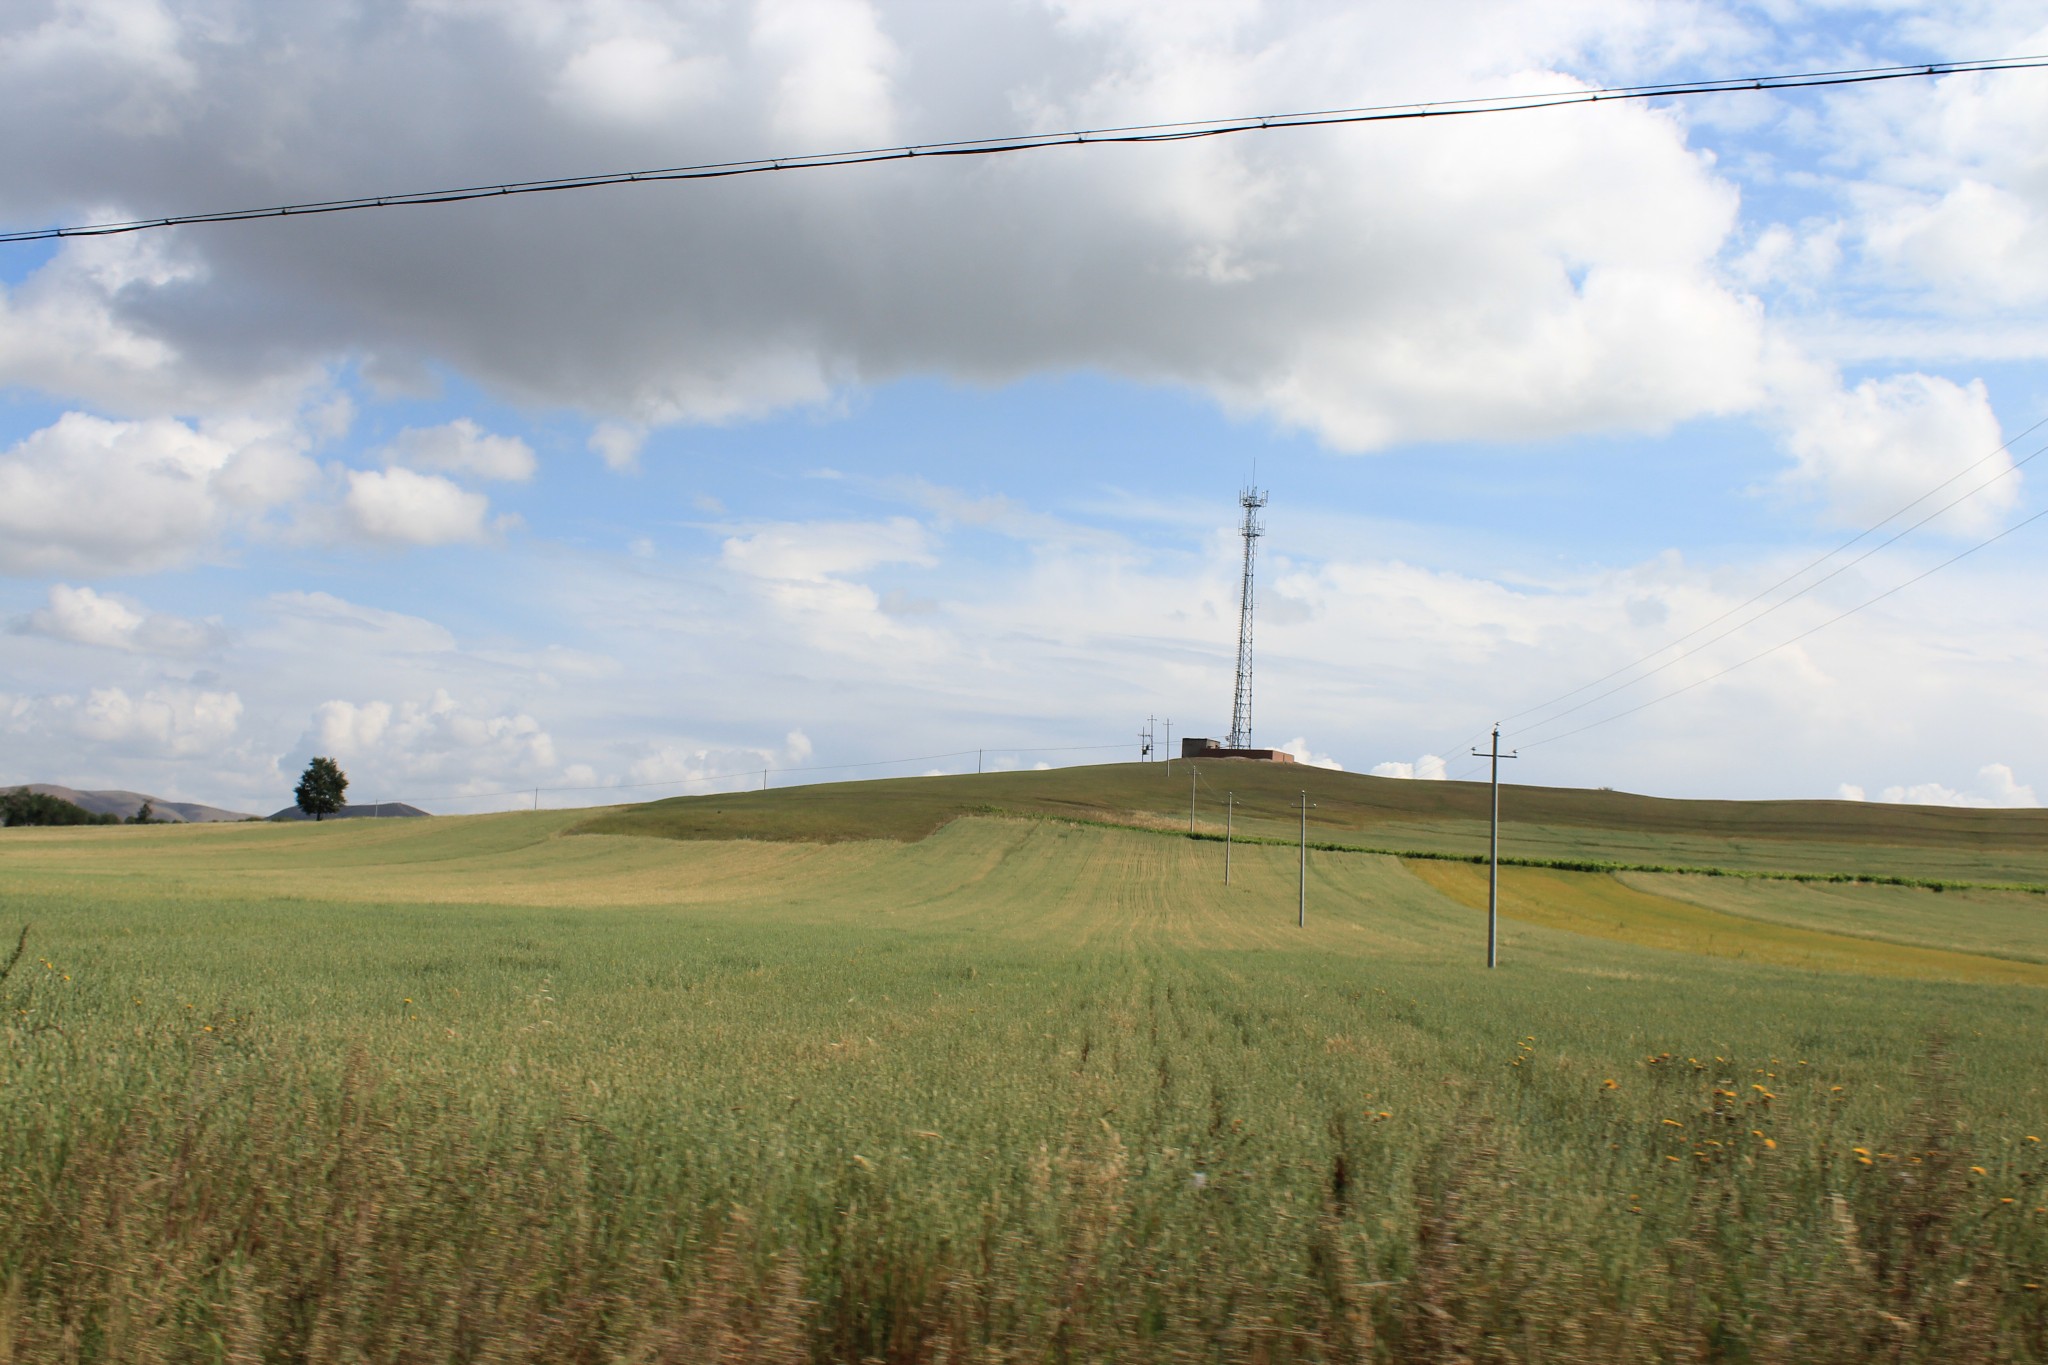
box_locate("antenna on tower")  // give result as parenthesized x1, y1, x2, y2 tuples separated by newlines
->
(1228, 486, 1266, 750)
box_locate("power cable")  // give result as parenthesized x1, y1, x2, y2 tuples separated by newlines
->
(1502, 411, 2048, 735)
(381, 740, 1130, 807)
(5, 57, 2042, 244)
(1416, 409, 2048, 770)
(1510, 431, 2048, 743)
(1519, 502, 2048, 752)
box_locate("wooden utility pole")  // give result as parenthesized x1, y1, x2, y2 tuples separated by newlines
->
(1470, 724, 1518, 968)
(1297, 790, 1315, 927)
(1225, 792, 1234, 884)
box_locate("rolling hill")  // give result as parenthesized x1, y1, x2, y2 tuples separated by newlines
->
(574, 760, 2048, 882)
(2, 783, 255, 823)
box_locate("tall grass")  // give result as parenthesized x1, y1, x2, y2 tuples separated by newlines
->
(3, 815, 2046, 1361)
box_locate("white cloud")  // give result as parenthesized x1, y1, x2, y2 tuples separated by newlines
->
(386, 419, 535, 482)
(1836, 783, 1866, 802)
(0, 233, 327, 418)
(1776, 372, 2013, 533)
(1279, 737, 1343, 770)
(625, 730, 816, 791)
(303, 688, 557, 786)
(64, 685, 242, 756)
(1875, 762, 2038, 809)
(0, 412, 317, 575)
(720, 517, 941, 651)
(1733, 221, 1843, 293)
(342, 467, 496, 545)
(264, 591, 457, 654)
(1839, 49, 2048, 314)
(552, 34, 726, 126)
(13, 583, 221, 654)
(723, 516, 932, 583)
(1370, 753, 1447, 781)
(751, 0, 898, 146)
(589, 423, 645, 472)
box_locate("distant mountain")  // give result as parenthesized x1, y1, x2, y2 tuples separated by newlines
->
(4, 784, 257, 823)
(268, 802, 431, 821)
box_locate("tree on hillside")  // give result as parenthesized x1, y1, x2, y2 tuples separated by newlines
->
(128, 801, 155, 825)
(295, 757, 348, 822)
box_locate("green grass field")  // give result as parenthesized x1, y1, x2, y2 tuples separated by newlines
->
(4, 764, 2047, 1362)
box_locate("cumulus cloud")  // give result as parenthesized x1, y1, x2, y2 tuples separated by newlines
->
(1370, 753, 1447, 780)
(1836, 43, 2048, 314)
(1776, 372, 2013, 533)
(385, 419, 535, 482)
(342, 467, 497, 545)
(1872, 762, 2038, 809)
(1278, 738, 1343, 770)
(12, 583, 222, 654)
(0, 412, 317, 575)
(304, 688, 557, 788)
(33, 684, 245, 757)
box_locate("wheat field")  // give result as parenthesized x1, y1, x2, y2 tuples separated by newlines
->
(4, 767, 2046, 1361)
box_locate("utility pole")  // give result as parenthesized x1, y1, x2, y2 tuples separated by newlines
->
(1225, 791, 1234, 885)
(978, 749, 983, 774)
(1470, 724, 1519, 969)
(1164, 718, 1172, 774)
(1189, 763, 1197, 832)
(532, 787, 539, 812)
(1297, 790, 1315, 928)
(762, 768, 769, 792)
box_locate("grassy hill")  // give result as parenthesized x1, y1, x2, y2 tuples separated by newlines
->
(577, 760, 2048, 882)
(3, 783, 255, 823)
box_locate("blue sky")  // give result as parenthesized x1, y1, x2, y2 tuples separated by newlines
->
(4, 1, 2048, 814)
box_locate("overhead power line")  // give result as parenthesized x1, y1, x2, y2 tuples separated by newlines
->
(1511, 431, 2048, 744)
(1500, 411, 2048, 738)
(1519, 501, 2048, 752)
(388, 740, 1130, 808)
(4, 56, 2044, 244)
(1423, 412, 2048, 779)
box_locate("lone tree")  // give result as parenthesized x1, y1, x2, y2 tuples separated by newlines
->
(295, 756, 348, 821)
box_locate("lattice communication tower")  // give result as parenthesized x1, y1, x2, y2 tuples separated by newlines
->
(1228, 487, 1266, 750)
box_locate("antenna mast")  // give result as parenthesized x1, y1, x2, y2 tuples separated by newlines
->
(1228, 487, 1266, 750)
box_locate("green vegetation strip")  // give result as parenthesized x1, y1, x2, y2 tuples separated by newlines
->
(1018, 809, 2048, 895)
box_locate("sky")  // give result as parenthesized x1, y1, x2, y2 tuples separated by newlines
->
(3, 0, 2048, 816)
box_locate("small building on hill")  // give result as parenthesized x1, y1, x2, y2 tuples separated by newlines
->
(1180, 738, 1295, 763)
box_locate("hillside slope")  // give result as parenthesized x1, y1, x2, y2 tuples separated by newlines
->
(573, 761, 2048, 881)
(4, 784, 254, 823)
